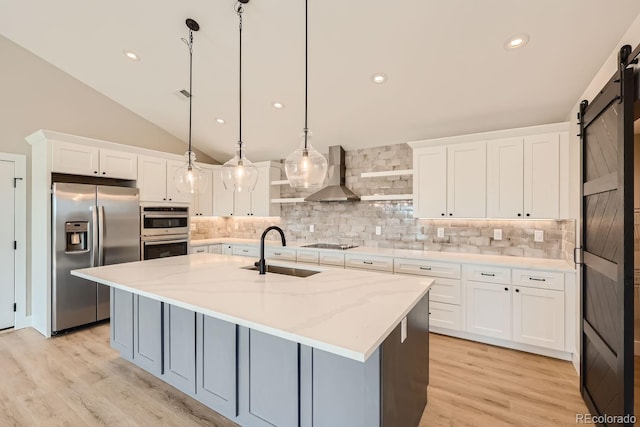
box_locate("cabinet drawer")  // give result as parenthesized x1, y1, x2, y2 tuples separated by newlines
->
(429, 278, 462, 305)
(319, 252, 345, 267)
(265, 246, 296, 262)
(465, 265, 511, 284)
(222, 244, 233, 255)
(394, 258, 461, 279)
(191, 246, 208, 254)
(512, 269, 564, 291)
(344, 254, 393, 272)
(233, 245, 259, 258)
(296, 249, 319, 264)
(208, 244, 222, 254)
(429, 301, 462, 331)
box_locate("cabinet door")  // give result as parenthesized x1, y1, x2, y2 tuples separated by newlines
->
(166, 159, 192, 203)
(138, 156, 167, 202)
(212, 170, 234, 216)
(51, 141, 99, 176)
(196, 314, 237, 417)
(191, 246, 207, 254)
(193, 167, 214, 216)
(465, 281, 511, 340)
(413, 146, 447, 218)
(447, 142, 486, 217)
(251, 166, 280, 217)
(512, 286, 565, 351)
(99, 149, 137, 180)
(163, 304, 196, 394)
(110, 288, 134, 360)
(133, 295, 163, 376)
(487, 137, 523, 218)
(523, 133, 560, 218)
(208, 244, 222, 254)
(234, 190, 252, 216)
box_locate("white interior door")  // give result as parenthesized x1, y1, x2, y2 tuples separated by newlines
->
(0, 160, 15, 329)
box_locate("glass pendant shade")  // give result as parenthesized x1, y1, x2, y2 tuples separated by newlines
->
(221, 143, 258, 192)
(175, 151, 208, 194)
(284, 132, 327, 189)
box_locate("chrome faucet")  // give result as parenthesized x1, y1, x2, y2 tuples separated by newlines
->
(258, 226, 286, 274)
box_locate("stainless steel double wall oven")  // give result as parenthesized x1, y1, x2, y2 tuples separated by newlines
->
(140, 206, 189, 260)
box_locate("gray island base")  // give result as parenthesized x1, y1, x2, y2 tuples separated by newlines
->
(75, 254, 432, 426)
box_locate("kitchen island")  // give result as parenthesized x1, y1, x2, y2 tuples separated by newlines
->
(72, 253, 433, 427)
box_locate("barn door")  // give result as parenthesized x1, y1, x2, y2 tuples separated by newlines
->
(579, 45, 635, 425)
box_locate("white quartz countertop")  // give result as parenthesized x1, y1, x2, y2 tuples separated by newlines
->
(72, 254, 432, 362)
(190, 238, 575, 272)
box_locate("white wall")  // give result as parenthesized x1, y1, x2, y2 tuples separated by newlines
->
(565, 12, 640, 372)
(0, 35, 217, 320)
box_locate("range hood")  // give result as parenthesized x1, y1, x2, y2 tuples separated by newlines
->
(304, 145, 360, 202)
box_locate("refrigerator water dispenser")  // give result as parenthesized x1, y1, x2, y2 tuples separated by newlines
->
(65, 221, 88, 252)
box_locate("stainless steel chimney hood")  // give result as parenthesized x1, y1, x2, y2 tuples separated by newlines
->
(304, 146, 360, 202)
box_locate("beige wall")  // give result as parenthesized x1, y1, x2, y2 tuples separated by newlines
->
(0, 34, 217, 319)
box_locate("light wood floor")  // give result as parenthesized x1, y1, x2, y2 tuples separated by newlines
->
(0, 324, 605, 426)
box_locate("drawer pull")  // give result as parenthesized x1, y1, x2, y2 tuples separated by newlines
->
(481, 272, 496, 277)
(242, 249, 249, 253)
(528, 277, 546, 282)
(274, 252, 282, 256)
(363, 261, 373, 265)
(419, 266, 432, 271)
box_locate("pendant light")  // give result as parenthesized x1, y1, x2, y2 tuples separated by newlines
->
(221, 0, 258, 193)
(175, 19, 208, 194)
(284, 0, 328, 189)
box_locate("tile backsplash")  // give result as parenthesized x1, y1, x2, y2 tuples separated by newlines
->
(191, 143, 576, 261)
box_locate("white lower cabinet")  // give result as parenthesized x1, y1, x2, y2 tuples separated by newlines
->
(192, 246, 208, 254)
(429, 301, 463, 330)
(465, 281, 512, 340)
(208, 244, 222, 254)
(512, 285, 565, 351)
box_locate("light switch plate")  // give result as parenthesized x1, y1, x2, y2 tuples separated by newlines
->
(401, 317, 407, 343)
(534, 230, 544, 242)
(437, 227, 445, 238)
(309, 224, 314, 233)
(375, 226, 382, 235)
(493, 229, 502, 240)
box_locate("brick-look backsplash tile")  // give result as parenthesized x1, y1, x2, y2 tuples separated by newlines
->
(191, 143, 576, 261)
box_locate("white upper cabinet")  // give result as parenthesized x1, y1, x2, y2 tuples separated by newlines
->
(52, 141, 136, 180)
(412, 142, 486, 218)
(413, 146, 447, 218)
(446, 142, 486, 218)
(192, 166, 214, 216)
(212, 162, 280, 217)
(138, 156, 190, 204)
(410, 122, 569, 220)
(523, 133, 560, 219)
(487, 133, 561, 219)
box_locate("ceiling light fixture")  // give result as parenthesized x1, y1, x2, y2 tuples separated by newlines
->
(371, 73, 387, 84)
(272, 101, 285, 109)
(216, 118, 226, 124)
(174, 18, 208, 195)
(504, 33, 530, 50)
(221, 0, 258, 193)
(284, 0, 328, 189)
(123, 50, 140, 61)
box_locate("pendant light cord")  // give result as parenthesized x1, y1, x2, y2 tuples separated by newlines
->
(237, 4, 244, 160)
(188, 29, 194, 168)
(303, 0, 309, 150)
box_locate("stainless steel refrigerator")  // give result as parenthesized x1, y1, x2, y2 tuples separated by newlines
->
(52, 183, 139, 334)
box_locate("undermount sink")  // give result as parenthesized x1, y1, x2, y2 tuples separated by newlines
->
(242, 264, 321, 278)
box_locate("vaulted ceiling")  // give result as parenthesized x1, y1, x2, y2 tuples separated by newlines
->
(2, 0, 640, 162)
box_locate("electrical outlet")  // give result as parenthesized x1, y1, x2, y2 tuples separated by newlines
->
(534, 230, 544, 242)
(375, 226, 382, 235)
(437, 227, 445, 238)
(309, 224, 314, 233)
(493, 229, 502, 240)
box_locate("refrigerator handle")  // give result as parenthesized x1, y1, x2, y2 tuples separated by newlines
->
(98, 205, 105, 266)
(90, 206, 99, 268)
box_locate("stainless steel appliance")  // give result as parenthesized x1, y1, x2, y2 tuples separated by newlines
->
(301, 243, 358, 250)
(140, 206, 189, 260)
(52, 183, 140, 334)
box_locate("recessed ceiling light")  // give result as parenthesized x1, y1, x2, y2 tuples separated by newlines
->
(504, 34, 530, 50)
(123, 50, 140, 61)
(371, 73, 387, 84)
(272, 101, 285, 109)
(216, 118, 225, 124)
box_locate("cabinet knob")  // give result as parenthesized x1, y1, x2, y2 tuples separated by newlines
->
(94, 171, 98, 174)
(449, 213, 453, 216)
(504, 287, 509, 291)
(441, 213, 445, 216)
(169, 198, 172, 201)
(526, 213, 530, 217)
(102, 172, 106, 175)
(163, 198, 166, 201)
(515, 289, 520, 293)
(517, 213, 521, 217)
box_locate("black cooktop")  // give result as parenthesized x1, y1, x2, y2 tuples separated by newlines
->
(301, 243, 358, 250)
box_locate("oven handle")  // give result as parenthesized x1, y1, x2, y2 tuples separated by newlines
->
(142, 214, 189, 219)
(142, 239, 189, 246)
